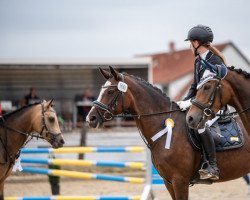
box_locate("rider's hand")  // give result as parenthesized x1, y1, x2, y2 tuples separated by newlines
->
(176, 99, 192, 111)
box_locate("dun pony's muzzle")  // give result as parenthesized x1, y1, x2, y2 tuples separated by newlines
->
(50, 133, 65, 148)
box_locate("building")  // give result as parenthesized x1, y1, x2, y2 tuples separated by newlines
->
(142, 41, 250, 100)
(0, 58, 151, 125)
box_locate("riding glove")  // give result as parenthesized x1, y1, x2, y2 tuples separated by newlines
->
(176, 99, 192, 111)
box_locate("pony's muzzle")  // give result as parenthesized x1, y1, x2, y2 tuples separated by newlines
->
(51, 134, 65, 148)
(186, 112, 205, 130)
(86, 114, 99, 128)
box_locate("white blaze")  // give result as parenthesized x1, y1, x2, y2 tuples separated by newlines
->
(97, 80, 111, 101)
(86, 80, 111, 124)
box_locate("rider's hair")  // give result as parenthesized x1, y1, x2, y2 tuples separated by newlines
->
(207, 45, 227, 65)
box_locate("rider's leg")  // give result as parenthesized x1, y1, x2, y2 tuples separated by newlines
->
(198, 127, 219, 180)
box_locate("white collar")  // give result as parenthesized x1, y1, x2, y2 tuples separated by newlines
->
(200, 50, 209, 60)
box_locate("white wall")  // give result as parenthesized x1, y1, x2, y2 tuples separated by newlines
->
(168, 73, 193, 99)
(156, 43, 250, 100)
(223, 46, 250, 72)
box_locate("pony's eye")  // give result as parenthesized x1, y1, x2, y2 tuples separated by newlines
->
(107, 89, 115, 95)
(48, 116, 55, 123)
(204, 84, 211, 91)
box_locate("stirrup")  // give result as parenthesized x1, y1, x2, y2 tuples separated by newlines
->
(199, 162, 219, 180)
(199, 169, 219, 180)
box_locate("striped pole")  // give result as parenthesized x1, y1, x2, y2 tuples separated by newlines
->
(5, 196, 141, 200)
(21, 158, 145, 169)
(21, 146, 145, 154)
(22, 167, 145, 184)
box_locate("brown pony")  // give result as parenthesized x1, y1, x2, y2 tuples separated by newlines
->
(186, 66, 250, 133)
(0, 100, 64, 199)
(86, 67, 250, 200)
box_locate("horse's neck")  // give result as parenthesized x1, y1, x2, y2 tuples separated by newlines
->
(2, 109, 34, 157)
(226, 71, 250, 133)
(128, 83, 186, 145)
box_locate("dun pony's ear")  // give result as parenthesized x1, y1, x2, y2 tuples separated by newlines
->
(48, 99, 54, 107)
(109, 66, 120, 81)
(46, 99, 54, 108)
(99, 67, 110, 80)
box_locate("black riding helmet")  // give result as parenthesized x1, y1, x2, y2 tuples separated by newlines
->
(185, 25, 213, 45)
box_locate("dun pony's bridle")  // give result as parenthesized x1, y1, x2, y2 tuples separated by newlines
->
(0, 102, 62, 140)
(39, 102, 62, 143)
(0, 101, 62, 163)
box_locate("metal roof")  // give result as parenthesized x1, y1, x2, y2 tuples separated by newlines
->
(0, 57, 151, 69)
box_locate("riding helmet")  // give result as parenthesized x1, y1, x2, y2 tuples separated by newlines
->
(185, 25, 213, 44)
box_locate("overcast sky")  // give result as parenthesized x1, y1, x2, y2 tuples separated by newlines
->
(0, 0, 250, 59)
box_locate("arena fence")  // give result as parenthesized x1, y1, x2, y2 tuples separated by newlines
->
(7, 146, 163, 200)
(5, 196, 141, 200)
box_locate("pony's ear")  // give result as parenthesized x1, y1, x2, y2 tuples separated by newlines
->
(48, 99, 54, 107)
(46, 99, 54, 109)
(109, 66, 119, 81)
(99, 67, 110, 80)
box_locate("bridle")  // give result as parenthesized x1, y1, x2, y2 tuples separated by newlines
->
(190, 57, 225, 119)
(0, 102, 62, 140)
(0, 101, 62, 163)
(190, 57, 250, 119)
(92, 73, 181, 123)
(39, 102, 62, 143)
(191, 78, 222, 118)
(92, 74, 126, 122)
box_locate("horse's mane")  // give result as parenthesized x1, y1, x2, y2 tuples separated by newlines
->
(2, 102, 41, 119)
(127, 73, 171, 101)
(227, 66, 250, 79)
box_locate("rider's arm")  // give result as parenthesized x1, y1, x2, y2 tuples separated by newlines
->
(183, 60, 199, 101)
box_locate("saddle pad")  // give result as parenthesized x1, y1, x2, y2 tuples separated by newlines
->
(213, 118, 244, 151)
(187, 117, 244, 152)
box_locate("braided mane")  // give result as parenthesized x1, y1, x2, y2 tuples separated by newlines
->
(227, 66, 250, 78)
(127, 73, 170, 101)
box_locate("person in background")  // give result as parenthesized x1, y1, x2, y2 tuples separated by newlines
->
(22, 87, 40, 106)
(75, 87, 95, 122)
(74, 87, 95, 159)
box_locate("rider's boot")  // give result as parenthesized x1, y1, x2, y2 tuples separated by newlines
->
(199, 128, 220, 180)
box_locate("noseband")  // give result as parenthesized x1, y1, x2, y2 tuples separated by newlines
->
(92, 74, 126, 122)
(191, 78, 221, 118)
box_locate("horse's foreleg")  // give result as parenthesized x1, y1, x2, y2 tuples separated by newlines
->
(164, 181, 176, 200)
(172, 178, 189, 200)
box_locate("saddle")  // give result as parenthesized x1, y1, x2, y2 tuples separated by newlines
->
(187, 116, 244, 152)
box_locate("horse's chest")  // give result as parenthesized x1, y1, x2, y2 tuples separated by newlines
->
(151, 148, 174, 179)
(0, 163, 12, 181)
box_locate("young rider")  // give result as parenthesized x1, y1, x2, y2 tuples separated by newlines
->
(177, 25, 227, 180)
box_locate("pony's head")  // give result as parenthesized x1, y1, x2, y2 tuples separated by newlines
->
(32, 100, 65, 148)
(186, 78, 232, 129)
(86, 66, 131, 128)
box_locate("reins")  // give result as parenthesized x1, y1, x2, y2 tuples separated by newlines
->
(216, 107, 250, 117)
(113, 108, 182, 119)
(0, 123, 43, 139)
